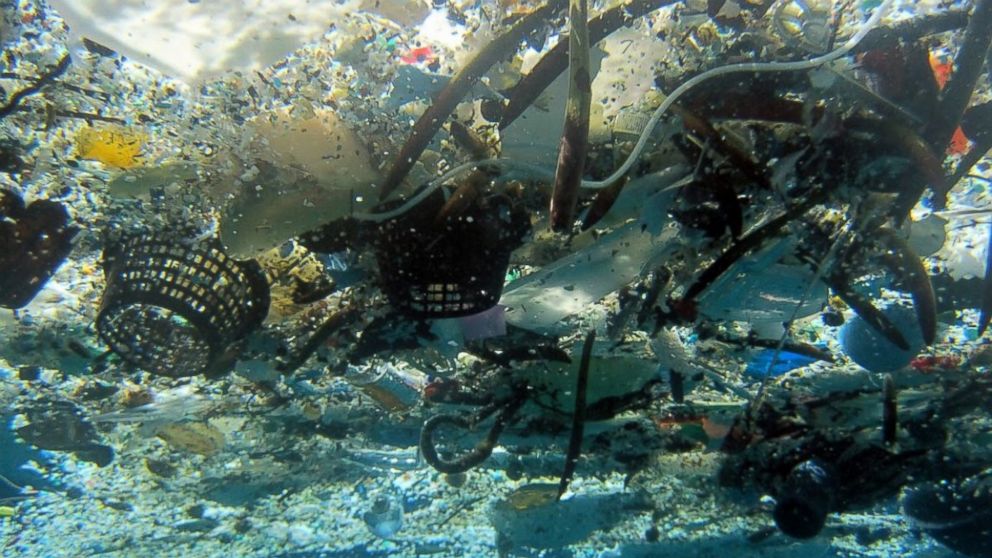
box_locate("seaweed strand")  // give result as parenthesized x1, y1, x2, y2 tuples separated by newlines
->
(558, 329, 595, 500)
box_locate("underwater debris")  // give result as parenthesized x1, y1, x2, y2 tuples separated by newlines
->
(772, 459, 835, 539)
(771, 0, 834, 54)
(2, 1, 992, 556)
(95, 231, 270, 377)
(74, 124, 147, 169)
(839, 304, 925, 372)
(47, 0, 357, 83)
(902, 468, 992, 558)
(219, 107, 381, 256)
(981, 221, 992, 336)
(377, 0, 567, 200)
(420, 386, 527, 474)
(0, 53, 70, 119)
(362, 495, 404, 539)
(255, 240, 336, 321)
(94, 385, 217, 424)
(106, 162, 198, 200)
(154, 422, 225, 456)
(373, 188, 529, 318)
(15, 398, 113, 467)
(557, 329, 594, 499)
(548, 0, 592, 232)
(0, 189, 78, 309)
(496, 0, 676, 130)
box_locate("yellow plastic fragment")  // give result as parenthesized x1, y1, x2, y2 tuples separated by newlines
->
(0, 506, 16, 518)
(75, 125, 147, 169)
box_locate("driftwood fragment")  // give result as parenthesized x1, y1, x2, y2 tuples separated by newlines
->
(549, 0, 592, 232)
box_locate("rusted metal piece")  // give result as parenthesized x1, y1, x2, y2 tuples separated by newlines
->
(557, 329, 595, 500)
(876, 228, 937, 345)
(549, 0, 593, 232)
(378, 0, 566, 201)
(497, 0, 676, 130)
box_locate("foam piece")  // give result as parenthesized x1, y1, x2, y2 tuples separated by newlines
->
(47, 0, 356, 83)
(839, 303, 925, 372)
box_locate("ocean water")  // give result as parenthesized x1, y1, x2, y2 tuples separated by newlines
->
(1, 0, 991, 557)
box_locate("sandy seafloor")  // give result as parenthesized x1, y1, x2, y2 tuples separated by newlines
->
(2, 0, 991, 557)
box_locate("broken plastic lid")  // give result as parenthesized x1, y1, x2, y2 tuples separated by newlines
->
(48, 0, 355, 83)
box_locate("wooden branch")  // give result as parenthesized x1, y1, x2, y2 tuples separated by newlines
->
(549, 0, 592, 232)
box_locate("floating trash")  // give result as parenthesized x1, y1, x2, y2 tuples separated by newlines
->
(14, 398, 114, 467)
(2, 0, 992, 556)
(74, 125, 147, 169)
(0, 189, 78, 309)
(374, 190, 529, 318)
(96, 231, 270, 377)
(903, 469, 992, 558)
(362, 495, 404, 539)
(154, 422, 225, 456)
(839, 304, 925, 372)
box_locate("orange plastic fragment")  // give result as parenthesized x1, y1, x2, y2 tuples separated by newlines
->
(948, 126, 971, 155)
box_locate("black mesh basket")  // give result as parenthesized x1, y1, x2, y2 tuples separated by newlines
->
(96, 232, 270, 377)
(374, 191, 528, 318)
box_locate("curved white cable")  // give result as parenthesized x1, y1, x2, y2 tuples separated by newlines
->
(353, 0, 895, 221)
(582, 0, 896, 189)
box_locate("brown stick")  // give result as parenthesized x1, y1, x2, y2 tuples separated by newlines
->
(549, 0, 592, 232)
(378, 0, 567, 201)
(894, 0, 992, 218)
(498, 0, 678, 130)
(558, 329, 595, 500)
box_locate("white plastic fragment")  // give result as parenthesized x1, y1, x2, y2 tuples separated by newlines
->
(47, 0, 360, 83)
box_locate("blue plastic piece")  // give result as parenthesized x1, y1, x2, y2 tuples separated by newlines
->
(839, 303, 925, 372)
(744, 349, 817, 378)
